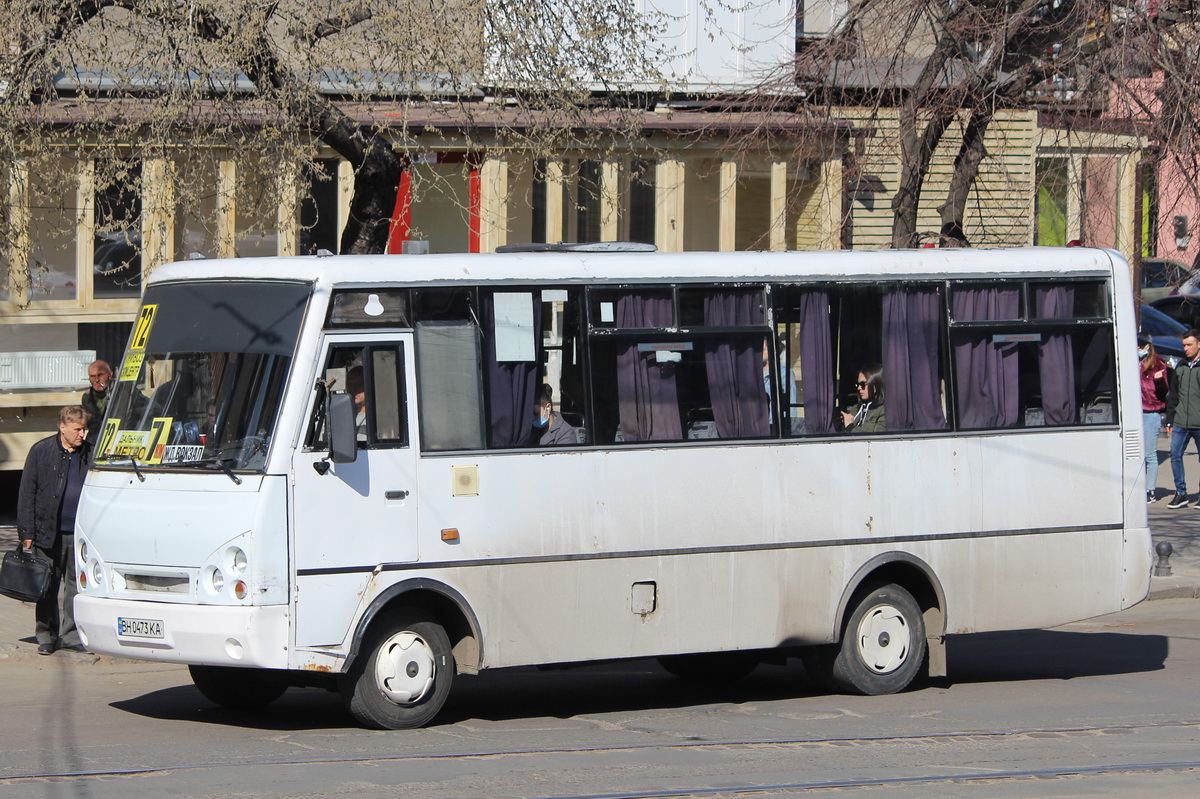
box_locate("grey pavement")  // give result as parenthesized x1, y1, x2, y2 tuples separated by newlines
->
(1, 434, 1198, 666)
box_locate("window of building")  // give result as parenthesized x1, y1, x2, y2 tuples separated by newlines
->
(93, 159, 142, 300)
(301, 159, 341, 255)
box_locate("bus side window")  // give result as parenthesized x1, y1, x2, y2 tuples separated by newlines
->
(306, 345, 408, 450)
(950, 281, 1112, 430)
(369, 347, 407, 446)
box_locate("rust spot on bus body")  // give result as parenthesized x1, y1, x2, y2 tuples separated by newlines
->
(300, 662, 333, 672)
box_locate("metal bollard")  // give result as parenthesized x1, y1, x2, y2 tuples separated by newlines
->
(1154, 541, 1174, 577)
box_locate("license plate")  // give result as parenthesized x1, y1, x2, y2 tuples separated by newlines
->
(117, 617, 164, 639)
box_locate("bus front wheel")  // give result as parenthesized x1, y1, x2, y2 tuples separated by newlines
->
(807, 582, 926, 696)
(342, 613, 454, 729)
(189, 665, 288, 709)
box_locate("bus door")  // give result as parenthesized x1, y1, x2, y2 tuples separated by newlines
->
(291, 334, 418, 648)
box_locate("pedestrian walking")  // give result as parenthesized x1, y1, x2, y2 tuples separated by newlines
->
(1165, 330, 1200, 508)
(1140, 334, 1170, 502)
(16, 406, 92, 654)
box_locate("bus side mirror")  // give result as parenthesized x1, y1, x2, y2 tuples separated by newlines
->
(328, 392, 358, 464)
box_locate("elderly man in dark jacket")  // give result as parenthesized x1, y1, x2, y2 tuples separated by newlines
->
(17, 406, 92, 655)
(81, 360, 113, 441)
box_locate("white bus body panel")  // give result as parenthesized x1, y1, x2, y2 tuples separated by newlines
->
(75, 598, 290, 668)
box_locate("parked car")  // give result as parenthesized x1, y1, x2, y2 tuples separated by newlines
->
(1149, 291, 1200, 332)
(1141, 303, 1187, 366)
(1140, 257, 1192, 302)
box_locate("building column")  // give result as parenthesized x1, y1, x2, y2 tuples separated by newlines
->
(276, 163, 299, 257)
(544, 158, 565, 244)
(719, 159, 737, 252)
(601, 158, 621, 242)
(217, 157, 238, 259)
(1066, 153, 1084, 244)
(770, 159, 788, 251)
(818, 157, 844, 250)
(141, 157, 174, 273)
(337, 158, 354, 254)
(1116, 151, 1138, 262)
(479, 153, 509, 253)
(7, 158, 30, 307)
(655, 157, 685, 252)
(76, 159, 96, 305)
(387, 166, 412, 254)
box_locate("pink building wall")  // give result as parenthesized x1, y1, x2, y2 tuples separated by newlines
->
(1107, 75, 1200, 267)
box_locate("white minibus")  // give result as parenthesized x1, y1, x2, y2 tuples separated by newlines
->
(74, 245, 1151, 728)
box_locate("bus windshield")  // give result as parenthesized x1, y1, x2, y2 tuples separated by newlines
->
(94, 280, 310, 472)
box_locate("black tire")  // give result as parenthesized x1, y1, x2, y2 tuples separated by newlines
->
(189, 665, 288, 709)
(341, 612, 454, 730)
(823, 582, 926, 695)
(657, 651, 759, 682)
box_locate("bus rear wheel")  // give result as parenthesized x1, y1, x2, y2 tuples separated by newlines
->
(342, 613, 454, 729)
(808, 582, 926, 696)
(189, 665, 288, 709)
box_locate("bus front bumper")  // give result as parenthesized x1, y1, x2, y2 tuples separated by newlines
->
(75, 595, 290, 669)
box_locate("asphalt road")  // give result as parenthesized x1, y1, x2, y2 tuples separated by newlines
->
(1, 598, 1198, 798)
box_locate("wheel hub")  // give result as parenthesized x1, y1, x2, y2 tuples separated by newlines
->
(374, 631, 436, 704)
(856, 604, 910, 674)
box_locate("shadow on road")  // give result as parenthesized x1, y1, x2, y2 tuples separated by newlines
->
(945, 628, 1169, 684)
(108, 627, 1169, 730)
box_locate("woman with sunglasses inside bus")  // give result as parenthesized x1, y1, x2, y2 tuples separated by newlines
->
(841, 364, 887, 433)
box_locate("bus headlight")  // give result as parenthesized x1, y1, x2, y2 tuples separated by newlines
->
(79, 540, 89, 564)
(229, 547, 247, 576)
(90, 561, 104, 587)
(208, 567, 225, 593)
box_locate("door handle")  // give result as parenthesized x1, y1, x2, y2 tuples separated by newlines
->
(385, 490, 410, 500)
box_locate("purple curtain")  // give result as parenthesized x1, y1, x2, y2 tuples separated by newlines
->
(952, 288, 1020, 428)
(483, 294, 539, 447)
(617, 294, 682, 441)
(798, 291, 836, 434)
(1036, 286, 1077, 425)
(883, 288, 948, 431)
(703, 291, 769, 438)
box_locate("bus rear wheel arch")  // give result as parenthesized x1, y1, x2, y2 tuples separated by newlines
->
(803, 582, 927, 696)
(341, 610, 455, 729)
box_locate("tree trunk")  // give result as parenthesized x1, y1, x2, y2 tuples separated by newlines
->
(189, 7, 402, 254)
(936, 107, 994, 247)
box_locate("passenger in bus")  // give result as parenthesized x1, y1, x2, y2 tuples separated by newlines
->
(346, 366, 367, 441)
(534, 384, 581, 446)
(841, 365, 887, 433)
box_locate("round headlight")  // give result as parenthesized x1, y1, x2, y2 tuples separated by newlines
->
(79, 541, 89, 563)
(90, 561, 103, 586)
(211, 568, 225, 592)
(230, 548, 247, 575)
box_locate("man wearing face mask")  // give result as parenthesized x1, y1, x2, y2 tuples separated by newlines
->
(81, 360, 113, 440)
(533, 384, 580, 446)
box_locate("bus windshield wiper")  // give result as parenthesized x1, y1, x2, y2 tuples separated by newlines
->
(129, 456, 145, 482)
(158, 457, 243, 485)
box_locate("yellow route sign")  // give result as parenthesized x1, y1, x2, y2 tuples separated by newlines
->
(130, 304, 157, 351)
